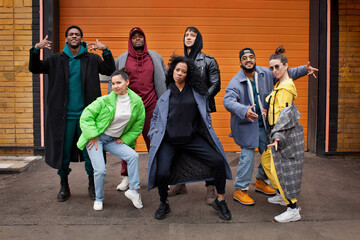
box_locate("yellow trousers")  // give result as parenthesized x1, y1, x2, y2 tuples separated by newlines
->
(260, 148, 297, 205)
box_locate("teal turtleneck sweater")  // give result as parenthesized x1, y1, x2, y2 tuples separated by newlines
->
(62, 42, 88, 119)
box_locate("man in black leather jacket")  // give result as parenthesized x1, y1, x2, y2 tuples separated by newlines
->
(168, 26, 221, 205)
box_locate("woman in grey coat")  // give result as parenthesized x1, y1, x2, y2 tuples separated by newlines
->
(261, 46, 306, 223)
(147, 56, 232, 221)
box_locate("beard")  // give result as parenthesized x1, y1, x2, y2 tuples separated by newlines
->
(242, 63, 256, 73)
(133, 45, 144, 51)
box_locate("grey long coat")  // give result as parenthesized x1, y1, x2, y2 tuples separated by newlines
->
(147, 88, 232, 191)
(270, 104, 304, 199)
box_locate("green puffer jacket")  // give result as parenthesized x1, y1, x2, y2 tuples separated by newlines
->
(77, 89, 145, 150)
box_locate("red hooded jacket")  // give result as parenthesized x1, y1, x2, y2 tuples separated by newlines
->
(126, 27, 157, 108)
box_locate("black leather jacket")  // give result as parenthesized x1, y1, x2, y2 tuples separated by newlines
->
(194, 52, 221, 112)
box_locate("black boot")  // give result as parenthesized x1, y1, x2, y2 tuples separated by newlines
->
(88, 175, 96, 200)
(57, 176, 70, 202)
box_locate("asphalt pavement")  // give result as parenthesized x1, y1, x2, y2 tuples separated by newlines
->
(0, 152, 359, 240)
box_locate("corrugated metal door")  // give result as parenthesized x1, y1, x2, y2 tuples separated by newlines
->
(59, 0, 309, 151)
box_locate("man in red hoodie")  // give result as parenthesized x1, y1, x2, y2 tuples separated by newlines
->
(109, 27, 167, 191)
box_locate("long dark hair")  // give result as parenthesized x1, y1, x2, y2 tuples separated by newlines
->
(166, 55, 207, 96)
(269, 46, 288, 64)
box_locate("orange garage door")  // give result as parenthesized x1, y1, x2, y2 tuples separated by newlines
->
(59, 0, 309, 152)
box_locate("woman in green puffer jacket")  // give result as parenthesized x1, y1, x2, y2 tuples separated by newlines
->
(77, 68, 145, 211)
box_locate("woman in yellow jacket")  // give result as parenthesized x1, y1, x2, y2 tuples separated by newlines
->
(261, 46, 312, 223)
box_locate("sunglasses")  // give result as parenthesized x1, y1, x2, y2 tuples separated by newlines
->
(269, 64, 283, 71)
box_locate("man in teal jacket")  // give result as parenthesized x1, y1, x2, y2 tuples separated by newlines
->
(29, 25, 115, 202)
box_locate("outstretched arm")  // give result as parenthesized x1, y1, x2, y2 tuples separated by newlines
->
(288, 61, 319, 81)
(29, 35, 52, 74)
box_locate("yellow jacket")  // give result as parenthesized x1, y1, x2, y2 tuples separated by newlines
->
(266, 79, 297, 126)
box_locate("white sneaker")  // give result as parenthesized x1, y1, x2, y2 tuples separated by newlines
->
(274, 207, 301, 223)
(268, 193, 287, 206)
(125, 189, 143, 209)
(116, 176, 129, 191)
(93, 201, 103, 211)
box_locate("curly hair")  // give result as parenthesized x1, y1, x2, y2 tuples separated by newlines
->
(166, 55, 207, 96)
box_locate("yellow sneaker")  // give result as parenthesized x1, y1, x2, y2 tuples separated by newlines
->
(255, 179, 276, 196)
(233, 190, 255, 206)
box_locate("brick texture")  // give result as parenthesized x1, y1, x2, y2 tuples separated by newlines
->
(0, 0, 33, 155)
(337, 0, 360, 152)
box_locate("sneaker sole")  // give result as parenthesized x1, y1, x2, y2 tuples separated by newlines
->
(255, 188, 276, 196)
(275, 215, 301, 223)
(268, 199, 287, 206)
(233, 196, 255, 206)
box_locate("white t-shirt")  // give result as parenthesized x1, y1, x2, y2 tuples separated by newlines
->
(104, 93, 131, 138)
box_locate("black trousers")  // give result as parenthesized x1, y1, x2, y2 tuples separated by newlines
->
(156, 135, 226, 203)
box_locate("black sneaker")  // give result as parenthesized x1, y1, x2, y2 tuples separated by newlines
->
(155, 202, 171, 220)
(211, 198, 232, 221)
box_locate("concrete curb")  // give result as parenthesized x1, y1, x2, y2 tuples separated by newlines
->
(0, 156, 43, 174)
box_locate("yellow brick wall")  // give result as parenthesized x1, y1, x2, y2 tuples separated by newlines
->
(0, 0, 34, 155)
(337, 0, 360, 151)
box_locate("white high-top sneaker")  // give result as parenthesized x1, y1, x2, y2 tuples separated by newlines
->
(274, 207, 301, 223)
(268, 193, 287, 206)
(116, 176, 129, 191)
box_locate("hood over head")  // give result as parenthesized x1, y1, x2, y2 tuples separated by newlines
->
(183, 26, 203, 60)
(128, 27, 148, 58)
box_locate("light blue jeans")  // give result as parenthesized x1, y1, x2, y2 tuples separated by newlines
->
(87, 133, 140, 202)
(234, 126, 267, 190)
